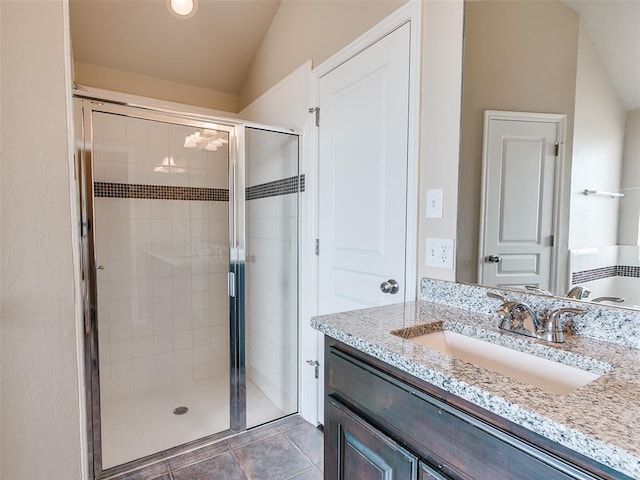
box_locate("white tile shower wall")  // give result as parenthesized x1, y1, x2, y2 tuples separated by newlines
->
(245, 130, 298, 417)
(569, 245, 618, 275)
(246, 129, 299, 187)
(92, 112, 230, 402)
(619, 245, 640, 266)
(577, 276, 640, 306)
(570, 245, 640, 306)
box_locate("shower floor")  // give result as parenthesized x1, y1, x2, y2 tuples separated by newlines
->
(101, 375, 285, 469)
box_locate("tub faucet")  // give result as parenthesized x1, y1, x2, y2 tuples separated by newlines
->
(567, 286, 591, 300)
(592, 296, 625, 304)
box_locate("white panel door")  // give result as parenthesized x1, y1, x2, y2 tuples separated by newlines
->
(480, 112, 564, 291)
(318, 23, 411, 315)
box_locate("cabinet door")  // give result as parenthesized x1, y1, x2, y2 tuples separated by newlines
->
(326, 397, 418, 480)
(418, 461, 449, 480)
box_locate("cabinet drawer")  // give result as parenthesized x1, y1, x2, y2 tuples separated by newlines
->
(328, 346, 603, 480)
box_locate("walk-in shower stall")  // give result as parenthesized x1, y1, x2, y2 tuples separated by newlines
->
(75, 98, 301, 476)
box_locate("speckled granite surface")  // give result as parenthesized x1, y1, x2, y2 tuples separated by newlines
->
(312, 289, 640, 478)
(421, 278, 640, 349)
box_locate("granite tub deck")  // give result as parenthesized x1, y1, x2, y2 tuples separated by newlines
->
(312, 301, 640, 479)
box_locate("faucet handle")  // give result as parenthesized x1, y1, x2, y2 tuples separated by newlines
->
(525, 285, 552, 295)
(487, 292, 508, 302)
(543, 307, 587, 343)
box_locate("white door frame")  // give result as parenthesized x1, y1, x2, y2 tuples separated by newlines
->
(312, 0, 421, 304)
(305, 0, 421, 424)
(477, 110, 567, 294)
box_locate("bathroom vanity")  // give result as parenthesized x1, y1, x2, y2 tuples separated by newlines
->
(312, 280, 640, 479)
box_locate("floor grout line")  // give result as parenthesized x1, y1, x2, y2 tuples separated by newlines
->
(283, 431, 315, 465)
(280, 429, 320, 479)
(281, 466, 318, 480)
(112, 415, 323, 480)
(228, 445, 251, 480)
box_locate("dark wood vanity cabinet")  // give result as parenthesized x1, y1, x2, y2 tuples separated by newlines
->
(327, 398, 421, 479)
(324, 337, 630, 480)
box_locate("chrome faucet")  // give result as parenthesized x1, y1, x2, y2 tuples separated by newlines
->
(567, 286, 591, 299)
(488, 292, 541, 339)
(487, 292, 587, 343)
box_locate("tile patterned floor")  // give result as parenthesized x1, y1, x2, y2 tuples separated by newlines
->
(108, 416, 323, 480)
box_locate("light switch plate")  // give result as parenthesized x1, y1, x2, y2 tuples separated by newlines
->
(425, 238, 455, 269)
(425, 188, 443, 219)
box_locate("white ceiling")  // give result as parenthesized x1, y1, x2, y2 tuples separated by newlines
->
(562, 0, 640, 111)
(69, 0, 281, 94)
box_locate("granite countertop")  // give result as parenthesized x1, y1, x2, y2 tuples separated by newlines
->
(312, 300, 640, 479)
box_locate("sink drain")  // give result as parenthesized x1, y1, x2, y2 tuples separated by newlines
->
(173, 406, 189, 415)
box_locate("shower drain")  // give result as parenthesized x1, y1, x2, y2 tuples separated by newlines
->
(173, 406, 189, 415)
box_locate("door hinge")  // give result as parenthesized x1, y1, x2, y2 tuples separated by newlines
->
(80, 218, 91, 237)
(306, 360, 320, 379)
(549, 235, 555, 247)
(308, 107, 320, 127)
(228, 271, 236, 298)
(86, 305, 95, 334)
(554, 142, 559, 156)
(315, 238, 320, 256)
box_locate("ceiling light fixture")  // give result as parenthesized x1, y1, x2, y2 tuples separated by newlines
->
(167, 0, 197, 18)
(184, 130, 229, 152)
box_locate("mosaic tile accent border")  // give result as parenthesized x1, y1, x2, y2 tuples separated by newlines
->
(246, 174, 305, 201)
(618, 265, 640, 278)
(94, 182, 229, 202)
(95, 175, 305, 202)
(572, 265, 640, 284)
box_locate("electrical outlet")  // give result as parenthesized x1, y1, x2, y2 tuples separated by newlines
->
(425, 238, 454, 269)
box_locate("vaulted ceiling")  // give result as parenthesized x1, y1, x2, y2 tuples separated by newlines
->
(563, 0, 640, 111)
(70, 0, 639, 111)
(69, 0, 281, 95)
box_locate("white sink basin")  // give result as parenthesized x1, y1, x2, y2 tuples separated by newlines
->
(408, 330, 601, 394)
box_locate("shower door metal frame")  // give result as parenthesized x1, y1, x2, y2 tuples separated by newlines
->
(75, 97, 245, 479)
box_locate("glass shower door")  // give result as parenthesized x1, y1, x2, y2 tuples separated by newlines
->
(244, 127, 300, 428)
(77, 99, 303, 475)
(84, 105, 233, 469)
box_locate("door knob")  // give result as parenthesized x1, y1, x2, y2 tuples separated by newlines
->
(380, 279, 399, 294)
(485, 255, 501, 263)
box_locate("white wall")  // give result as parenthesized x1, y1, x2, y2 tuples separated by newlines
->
(1, 1, 85, 478)
(618, 108, 640, 246)
(418, 0, 464, 282)
(569, 20, 626, 249)
(75, 62, 240, 113)
(239, 0, 406, 108)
